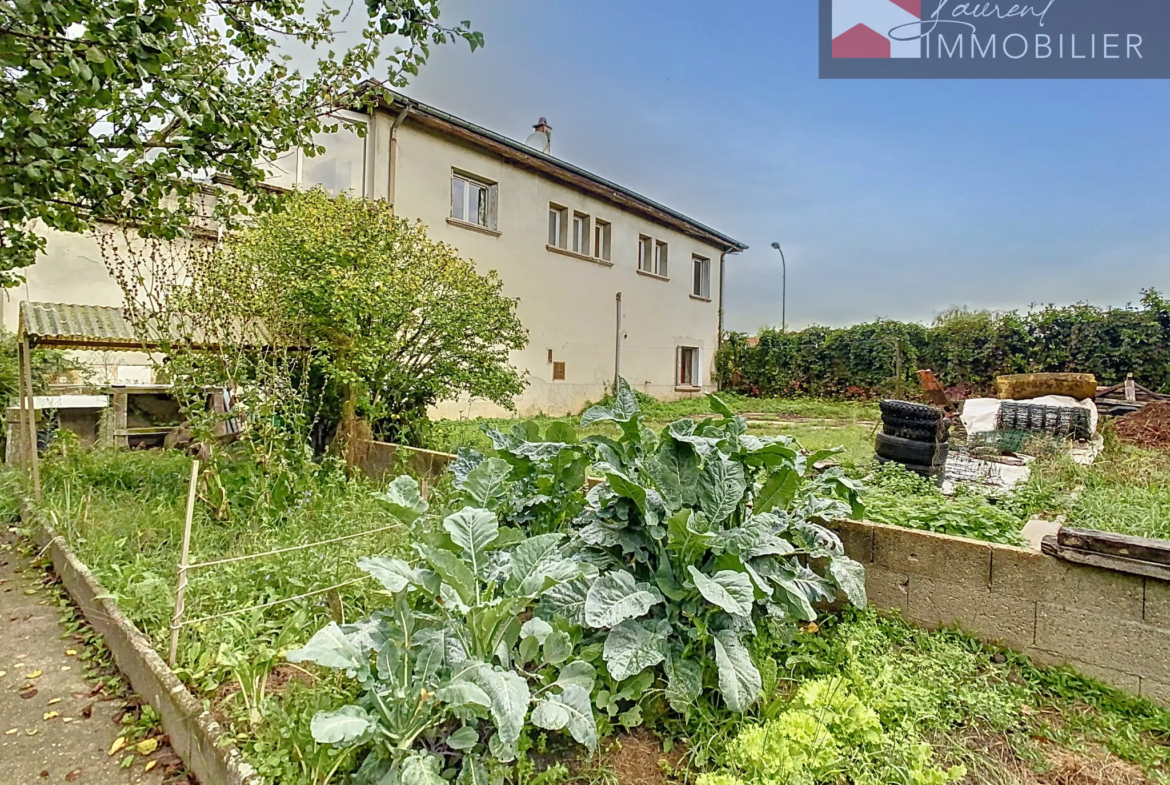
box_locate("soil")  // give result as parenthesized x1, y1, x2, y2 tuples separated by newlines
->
(600, 730, 684, 785)
(1114, 402, 1170, 449)
(954, 724, 1154, 785)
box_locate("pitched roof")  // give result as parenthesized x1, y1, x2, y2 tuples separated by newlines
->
(370, 87, 747, 253)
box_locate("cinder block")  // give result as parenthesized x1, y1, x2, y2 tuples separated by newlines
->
(1025, 648, 1142, 694)
(827, 519, 874, 563)
(1035, 603, 1170, 683)
(906, 574, 1036, 650)
(865, 566, 909, 614)
(1139, 676, 1170, 707)
(872, 524, 992, 586)
(1145, 577, 1170, 628)
(992, 547, 1144, 622)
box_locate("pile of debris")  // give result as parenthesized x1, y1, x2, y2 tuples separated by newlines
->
(1113, 401, 1170, 449)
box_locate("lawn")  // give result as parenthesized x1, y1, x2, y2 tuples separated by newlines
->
(13, 392, 1170, 785)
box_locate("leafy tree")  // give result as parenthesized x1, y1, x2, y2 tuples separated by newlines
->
(0, 0, 482, 282)
(199, 189, 528, 446)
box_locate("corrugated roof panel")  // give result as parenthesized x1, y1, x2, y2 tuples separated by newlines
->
(21, 302, 137, 345)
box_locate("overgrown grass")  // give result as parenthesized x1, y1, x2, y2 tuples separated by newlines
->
(425, 395, 879, 468)
(715, 609, 1170, 784)
(1008, 433, 1170, 540)
(31, 447, 415, 783)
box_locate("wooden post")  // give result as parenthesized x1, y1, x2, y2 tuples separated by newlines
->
(168, 459, 200, 667)
(19, 336, 40, 501)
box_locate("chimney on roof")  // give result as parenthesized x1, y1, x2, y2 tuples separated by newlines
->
(525, 118, 552, 154)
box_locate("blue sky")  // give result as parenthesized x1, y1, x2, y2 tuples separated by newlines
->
(400, 0, 1170, 332)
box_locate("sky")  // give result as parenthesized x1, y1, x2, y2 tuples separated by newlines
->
(389, 0, 1170, 333)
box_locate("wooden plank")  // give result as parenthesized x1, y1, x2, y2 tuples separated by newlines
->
(1042, 535, 1170, 582)
(1057, 526, 1170, 567)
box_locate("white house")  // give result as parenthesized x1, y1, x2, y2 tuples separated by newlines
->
(6, 91, 746, 416)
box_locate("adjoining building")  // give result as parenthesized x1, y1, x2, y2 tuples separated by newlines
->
(7, 90, 746, 416)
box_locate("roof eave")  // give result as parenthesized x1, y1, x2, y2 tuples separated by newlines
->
(361, 85, 747, 253)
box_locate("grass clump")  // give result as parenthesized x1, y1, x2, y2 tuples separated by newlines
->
(861, 462, 1028, 546)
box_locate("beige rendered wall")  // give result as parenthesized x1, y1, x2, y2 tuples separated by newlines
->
(11, 110, 728, 414)
(390, 119, 725, 418)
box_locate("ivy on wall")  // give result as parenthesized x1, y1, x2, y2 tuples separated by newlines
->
(717, 290, 1170, 398)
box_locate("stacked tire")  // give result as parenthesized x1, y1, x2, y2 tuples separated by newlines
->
(876, 400, 949, 480)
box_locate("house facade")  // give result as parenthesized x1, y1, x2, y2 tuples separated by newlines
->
(6, 93, 745, 416)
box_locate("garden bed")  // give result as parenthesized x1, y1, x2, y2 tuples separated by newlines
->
(14, 391, 1170, 785)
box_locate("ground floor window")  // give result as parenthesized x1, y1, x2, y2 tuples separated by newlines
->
(677, 346, 700, 387)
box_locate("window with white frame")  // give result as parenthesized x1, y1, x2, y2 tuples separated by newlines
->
(677, 346, 700, 388)
(638, 235, 653, 272)
(572, 212, 590, 255)
(654, 241, 668, 277)
(451, 171, 497, 229)
(548, 204, 568, 247)
(593, 219, 611, 262)
(264, 114, 368, 195)
(692, 255, 711, 299)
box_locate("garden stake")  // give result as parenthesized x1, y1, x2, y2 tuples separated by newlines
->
(169, 458, 200, 667)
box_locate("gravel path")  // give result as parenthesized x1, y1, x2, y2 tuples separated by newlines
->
(0, 527, 170, 785)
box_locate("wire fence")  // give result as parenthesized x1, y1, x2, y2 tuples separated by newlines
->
(166, 458, 408, 665)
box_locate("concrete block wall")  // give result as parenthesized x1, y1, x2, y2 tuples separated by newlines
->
(827, 519, 1170, 705)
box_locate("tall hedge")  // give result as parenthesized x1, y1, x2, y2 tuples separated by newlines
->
(717, 289, 1170, 398)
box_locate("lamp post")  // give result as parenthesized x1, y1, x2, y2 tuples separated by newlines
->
(770, 242, 787, 332)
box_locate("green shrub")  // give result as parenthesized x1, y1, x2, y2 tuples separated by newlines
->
(718, 289, 1170, 397)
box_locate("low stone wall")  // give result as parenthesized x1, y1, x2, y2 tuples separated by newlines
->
(826, 518, 1170, 705)
(20, 500, 262, 785)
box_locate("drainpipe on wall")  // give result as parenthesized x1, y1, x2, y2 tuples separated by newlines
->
(716, 251, 728, 391)
(614, 292, 623, 391)
(388, 101, 411, 210)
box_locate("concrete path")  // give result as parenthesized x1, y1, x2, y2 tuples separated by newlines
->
(0, 527, 170, 785)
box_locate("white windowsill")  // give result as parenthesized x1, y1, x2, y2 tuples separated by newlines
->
(637, 270, 670, 282)
(675, 385, 703, 392)
(546, 245, 614, 267)
(690, 294, 712, 302)
(447, 217, 501, 237)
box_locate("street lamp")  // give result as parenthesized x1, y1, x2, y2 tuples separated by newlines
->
(770, 242, 787, 332)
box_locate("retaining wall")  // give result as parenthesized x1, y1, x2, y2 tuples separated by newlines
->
(826, 518, 1170, 705)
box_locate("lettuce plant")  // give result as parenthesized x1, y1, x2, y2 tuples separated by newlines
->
(538, 381, 869, 717)
(286, 476, 598, 785)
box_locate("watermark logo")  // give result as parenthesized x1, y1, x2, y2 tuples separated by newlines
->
(820, 0, 1170, 78)
(832, 0, 922, 58)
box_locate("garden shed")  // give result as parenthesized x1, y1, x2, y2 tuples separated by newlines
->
(14, 301, 269, 499)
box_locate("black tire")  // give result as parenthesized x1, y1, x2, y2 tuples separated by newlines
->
(881, 414, 950, 442)
(876, 455, 945, 482)
(880, 399, 943, 422)
(875, 432, 949, 465)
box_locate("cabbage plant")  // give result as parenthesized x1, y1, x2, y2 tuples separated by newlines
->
(538, 381, 868, 717)
(287, 475, 598, 785)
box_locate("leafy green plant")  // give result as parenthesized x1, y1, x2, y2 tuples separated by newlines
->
(698, 677, 965, 785)
(452, 419, 590, 536)
(537, 381, 868, 719)
(863, 462, 1027, 546)
(287, 476, 599, 784)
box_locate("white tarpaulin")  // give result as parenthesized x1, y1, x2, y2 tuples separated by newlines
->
(960, 395, 1099, 437)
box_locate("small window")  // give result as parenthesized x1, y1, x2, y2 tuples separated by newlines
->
(654, 241, 668, 277)
(593, 220, 611, 262)
(678, 347, 700, 388)
(638, 235, 653, 272)
(451, 172, 496, 228)
(552, 361, 566, 381)
(548, 204, 567, 247)
(572, 212, 590, 255)
(692, 255, 711, 299)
